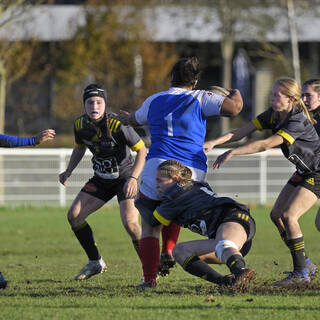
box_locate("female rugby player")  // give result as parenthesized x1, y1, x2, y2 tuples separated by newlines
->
(59, 84, 147, 280)
(207, 77, 320, 286)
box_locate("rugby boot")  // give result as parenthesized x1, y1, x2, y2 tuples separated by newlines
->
(273, 268, 310, 287)
(74, 257, 107, 280)
(158, 251, 176, 277)
(0, 272, 7, 289)
(306, 258, 317, 276)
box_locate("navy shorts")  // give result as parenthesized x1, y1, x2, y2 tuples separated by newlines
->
(287, 171, 320, 198)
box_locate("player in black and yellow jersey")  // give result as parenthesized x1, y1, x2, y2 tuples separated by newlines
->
(302, 79, 320, 244)
(206, 77, 320, 286)
(59, 84, 147, 280)
(146, 160, 256, 289)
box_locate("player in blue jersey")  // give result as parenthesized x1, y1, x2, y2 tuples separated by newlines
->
(0, 128, 56, 289)
(117, 57, 243, 288)
(208, 77, 320, 286)
(59, 84, 147, 280)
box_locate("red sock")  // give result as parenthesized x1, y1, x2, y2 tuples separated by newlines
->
(161, 222, 181, 255)
(139, 237, 160, 282)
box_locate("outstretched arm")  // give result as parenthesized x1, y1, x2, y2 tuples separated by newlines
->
(116, 110, 140, 127)
(59, 147, 86, 186)
(204, 122, 256, 153)
(213, 134, 284, 169)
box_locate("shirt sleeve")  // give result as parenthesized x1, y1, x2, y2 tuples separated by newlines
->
(252, 108, 273, 131)
(276, 113, 306, 145)
(0, 134, 36, 148)
(199, 90, 224, 117)
(120, 125, 145, 151)
(135, 95, 155, 125)
(73, 121, 85, 149)
(153, 198, 181, 226)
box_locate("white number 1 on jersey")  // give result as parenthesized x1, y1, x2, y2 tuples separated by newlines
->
(164, 113, 173, 137)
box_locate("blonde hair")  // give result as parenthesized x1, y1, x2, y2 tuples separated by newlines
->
(157, 160, 192, 182)
(275, 77, 315, 124)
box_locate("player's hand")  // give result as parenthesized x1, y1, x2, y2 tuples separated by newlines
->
(123, 176, 138, 198)
(35, 129, 56, 144)
(203, 141, 216, 153)
(116, 110, 131, 125)
(59, 170, 71, 186)
(212, 150, 233, 169)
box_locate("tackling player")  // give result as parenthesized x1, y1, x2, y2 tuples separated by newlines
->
(208, 77, 320, 286)
(59, 84, 147, 280)
(0, 128, 56, 289)
(117, 56, 243, 288)
(149, 160, 256, 289)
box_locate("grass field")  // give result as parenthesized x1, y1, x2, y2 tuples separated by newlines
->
(1, 205, 320, 320)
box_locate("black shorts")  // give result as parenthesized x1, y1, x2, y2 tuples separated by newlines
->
(81, 175, 128, 203)
(208, 206, 256, 245)
(287, 171, 320, 198)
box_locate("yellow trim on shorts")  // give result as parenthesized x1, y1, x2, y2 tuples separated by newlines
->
(153, 210, 171, 226)
(131, 139, 145, 152)
(276, 129, 295, 145)
(252, 118, 263, 131)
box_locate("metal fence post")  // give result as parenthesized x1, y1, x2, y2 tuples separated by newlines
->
(59, 150, 66, 207)
(259, 152, 267, 204)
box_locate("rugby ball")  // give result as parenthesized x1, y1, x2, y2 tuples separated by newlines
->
(208, 86, 231, 97)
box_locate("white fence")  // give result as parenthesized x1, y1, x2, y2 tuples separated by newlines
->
(0, 148, 295, 207)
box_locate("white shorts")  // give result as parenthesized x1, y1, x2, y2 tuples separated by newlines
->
(139, 158, 206, 200)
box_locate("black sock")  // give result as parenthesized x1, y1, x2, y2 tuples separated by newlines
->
(183, 255, 224, 285)
(73, 222, 100, 261)
(286, 237, 307, 271)
(226, 254, 246, 276)
(132, 239, 140, 257)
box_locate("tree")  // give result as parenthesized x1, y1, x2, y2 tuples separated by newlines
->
(54, 0, 178, 132)
(0, 0, 40, 133)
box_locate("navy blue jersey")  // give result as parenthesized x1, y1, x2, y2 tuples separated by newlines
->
(311, 108, 320, 136)
(74, 113, 144, 180)
(135, 87, 224, 171)
(252, 107, 320, 175)
(153, 180, 249, 238)
(0, 134, 35, 147)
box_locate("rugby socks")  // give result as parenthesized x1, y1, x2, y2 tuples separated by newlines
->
(183, 255, 225, 285)
(226, 254, 246, 276)
(139, 237, 160, 282)
(281, 232, 310, 262)
(132, 239, 140, 258)
(73, 222, 100, 261)
(286, 237, 307, 271)
(161, 222, 181, 254)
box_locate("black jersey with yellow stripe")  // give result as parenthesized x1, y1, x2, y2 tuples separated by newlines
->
(73, 113, 144, 179)
(311, 108, 320, 137)
(252, 107, 320, 174)
(153, 180, 249, 237)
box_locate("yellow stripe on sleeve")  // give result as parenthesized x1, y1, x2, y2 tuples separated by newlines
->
(276, 129, 295, 145)
(130, 139, 145, 152)
(252, 118, 263, 131)
(76, 143, 85, 149)
(153, 210, 171, 226)
(108, 118, 121, 132)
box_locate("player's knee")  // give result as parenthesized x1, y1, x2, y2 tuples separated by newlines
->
(172, 243, 187, 262)
(215, 240, 238, 262)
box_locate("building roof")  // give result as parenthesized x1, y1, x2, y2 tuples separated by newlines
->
(0, 4, 319, 42)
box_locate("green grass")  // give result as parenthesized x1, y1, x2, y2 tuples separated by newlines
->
(1, 205, 320, 319)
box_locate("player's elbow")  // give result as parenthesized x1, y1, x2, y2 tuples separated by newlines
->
(221, 99, 243, 117)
